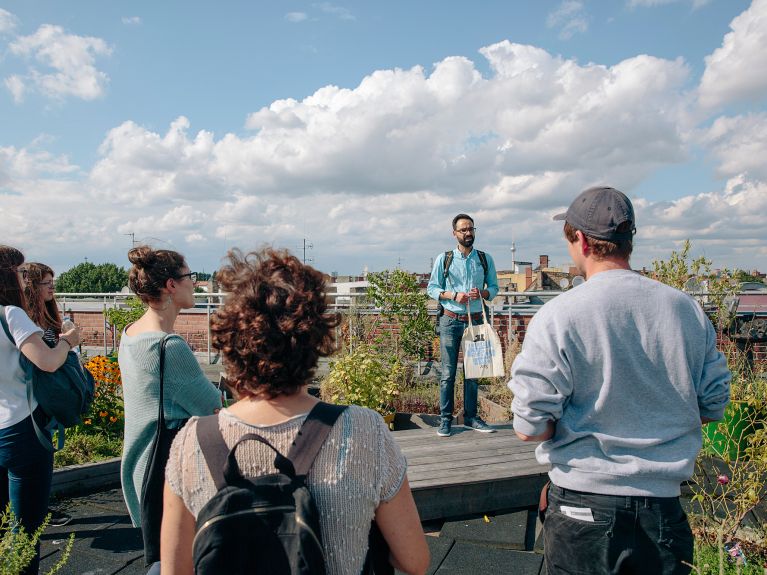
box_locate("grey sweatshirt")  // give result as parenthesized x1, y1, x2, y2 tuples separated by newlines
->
(510, 269, 730, 497)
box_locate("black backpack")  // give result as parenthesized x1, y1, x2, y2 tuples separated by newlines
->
(192, 402, 347, 575)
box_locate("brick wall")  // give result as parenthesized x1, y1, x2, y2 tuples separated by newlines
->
(68, 308, 764, 369)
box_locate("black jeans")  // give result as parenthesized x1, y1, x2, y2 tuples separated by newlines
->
(543, 484, 693, 575)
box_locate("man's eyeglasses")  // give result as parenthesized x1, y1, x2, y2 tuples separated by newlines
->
(176, 272, 197, 283)
(455, 227, 476, 234)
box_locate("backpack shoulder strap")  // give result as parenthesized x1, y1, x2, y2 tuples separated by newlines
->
(197, 414, 231, 491)
(288, 402, 348, 476)
(476, 250, 488, 287)
(0, 306, 13, 344)
(442, 250, 453, 282)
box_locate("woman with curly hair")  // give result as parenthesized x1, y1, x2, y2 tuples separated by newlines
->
(161, 248, 429, 575)
(118, 246, 221, 569)
(0, 246, 81, 574)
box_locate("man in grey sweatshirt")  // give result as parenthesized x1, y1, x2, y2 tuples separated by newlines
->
(510, 187, 731, 575)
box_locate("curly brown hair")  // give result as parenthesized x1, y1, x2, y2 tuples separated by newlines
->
(127, 245, 187, 304)
(212, 248, 339, 399)
(22, 262, 61, 331)
(564, 221, 633, 260)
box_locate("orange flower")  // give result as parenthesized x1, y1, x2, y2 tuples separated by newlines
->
(84, 419, 92, 425)
(109, 416, 118, 423)
(99, 411, 108, 417)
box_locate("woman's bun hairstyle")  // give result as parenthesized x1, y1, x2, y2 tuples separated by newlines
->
(128, 245, 186, 303)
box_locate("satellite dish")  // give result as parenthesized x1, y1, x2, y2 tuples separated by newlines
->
(572, 276, 585, 287)
(683, 277, 702, 293)
(558, 278, 570, 290)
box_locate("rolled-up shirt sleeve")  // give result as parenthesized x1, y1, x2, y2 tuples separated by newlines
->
(485, 253, 499, 300)
(697, 320, 731, 421)
(426, 253, 446, 302)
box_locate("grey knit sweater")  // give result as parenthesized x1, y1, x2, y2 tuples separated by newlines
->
(510, 269, 731, 497)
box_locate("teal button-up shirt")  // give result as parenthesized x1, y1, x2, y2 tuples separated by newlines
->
(427, 248, 499, 314)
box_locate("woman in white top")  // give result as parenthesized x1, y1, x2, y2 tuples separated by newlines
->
(161, 248, 430, 575)
(0, 245, 82, 574)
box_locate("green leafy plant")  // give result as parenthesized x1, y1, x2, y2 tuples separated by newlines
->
(366, 269, 433, 361)
(320, 346, 404, 415)
(104, 297, 145, 335)
(653, 241, 766, 571)
(54, 428, 123, 467)
(1, 506, 74, 575)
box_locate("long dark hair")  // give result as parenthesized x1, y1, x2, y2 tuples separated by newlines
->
(22, 262, 62, 332)
(0, 245, 27, 309)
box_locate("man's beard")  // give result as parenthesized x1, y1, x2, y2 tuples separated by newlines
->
(458, 236, 474, 248)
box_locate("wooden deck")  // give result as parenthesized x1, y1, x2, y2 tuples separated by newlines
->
(395, 424, 549, 521)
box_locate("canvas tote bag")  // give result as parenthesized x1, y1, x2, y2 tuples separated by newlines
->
(461, 303, 504, 379)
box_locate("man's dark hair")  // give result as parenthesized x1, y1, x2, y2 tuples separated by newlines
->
(452, 214, 474, 230)
(564, 221, 633, 260)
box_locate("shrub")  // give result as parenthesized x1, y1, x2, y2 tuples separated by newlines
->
(0, 506, 74, 575)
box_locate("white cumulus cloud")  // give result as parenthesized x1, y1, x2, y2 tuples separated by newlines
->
(7, 24, 112, 102)
(698, 0, 767, 109)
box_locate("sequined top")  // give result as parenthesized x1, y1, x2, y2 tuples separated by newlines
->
(166, 405, 407, 575)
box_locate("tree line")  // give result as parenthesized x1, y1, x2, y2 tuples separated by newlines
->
(55, 262, 212, 293)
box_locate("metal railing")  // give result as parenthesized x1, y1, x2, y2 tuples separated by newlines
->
(55, 289, 766, 363)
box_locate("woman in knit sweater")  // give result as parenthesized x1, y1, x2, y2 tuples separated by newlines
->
(161, 248, 429, 575)
(118, 247, 221, 547)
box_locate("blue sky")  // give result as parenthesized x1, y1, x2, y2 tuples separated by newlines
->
(1, 0, 765, 276)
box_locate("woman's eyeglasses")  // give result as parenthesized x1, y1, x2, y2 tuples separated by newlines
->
(38, 280, 54, 287)
(176, 272, 197, 283)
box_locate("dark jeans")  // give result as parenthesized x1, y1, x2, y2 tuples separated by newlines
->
(543, 484, 693, 575)
(439, 314, 480, 422)
(0, 409, 54, 575)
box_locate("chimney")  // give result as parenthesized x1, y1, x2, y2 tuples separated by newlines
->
(525, 267, 533, 289)
(540, 255, 549, 269)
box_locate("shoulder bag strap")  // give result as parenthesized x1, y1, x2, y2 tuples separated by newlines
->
(157, 335, 170, 426)
(288, 402, 348, 476)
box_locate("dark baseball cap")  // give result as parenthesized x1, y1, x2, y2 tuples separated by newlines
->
(553, 186, 636, 241)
